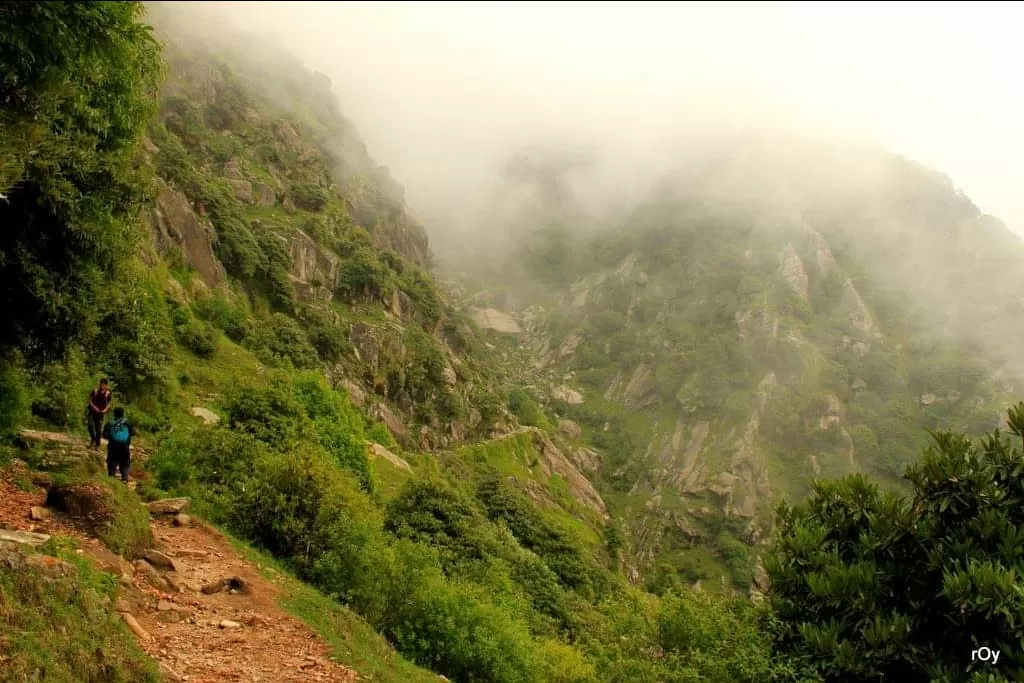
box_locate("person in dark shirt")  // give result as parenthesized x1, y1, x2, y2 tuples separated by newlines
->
(86, 378, 113, 450)
(101, 406, 136, 483)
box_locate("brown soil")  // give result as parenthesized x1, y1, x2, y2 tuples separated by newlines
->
(0, 458, 360, 682)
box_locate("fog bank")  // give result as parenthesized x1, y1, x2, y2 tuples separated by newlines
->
(198, 1, 1024, 242)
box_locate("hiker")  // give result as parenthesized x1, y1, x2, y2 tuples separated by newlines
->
(86, 378, 113, 450)
(102, 406, 136, 483)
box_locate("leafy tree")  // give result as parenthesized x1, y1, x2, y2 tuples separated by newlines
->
(0, 1, 162, 365)
(767, 403, 1024, 681)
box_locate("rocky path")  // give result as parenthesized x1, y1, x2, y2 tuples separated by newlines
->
(0, 448, 360, 682)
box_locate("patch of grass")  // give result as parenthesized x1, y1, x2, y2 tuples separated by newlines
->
(99, 478, 154, 558)
(0, 540, 160, 682)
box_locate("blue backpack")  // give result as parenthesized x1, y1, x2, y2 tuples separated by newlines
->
(109, 418, 130, 445)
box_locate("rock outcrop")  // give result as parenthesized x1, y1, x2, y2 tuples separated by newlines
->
(472, 308, 522, 334)
(148, 181, 225, 287)
(779, 243, 809, 301)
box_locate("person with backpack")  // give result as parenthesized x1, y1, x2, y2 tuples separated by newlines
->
(102, 407, 136, 483)
(86, 378, 113, 450)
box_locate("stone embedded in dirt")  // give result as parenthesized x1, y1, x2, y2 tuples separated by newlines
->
(122, 612, 153, 643)
(156, 600, 190, 623)
(143, 549, 181, 572)
(246, 613, 271, 628)
(146, 498, 191, 515)
(0, 528, 50, 547)
(159, 662, 184, 683)
(28, 506, 51, 522)
(163, 574, 184, 594)
(219, 619, 243, 629)
(173, 548, 208, 558)
(115, 596, 133, 614)
(201, 576, 247, 595)
(24, 554, 73, 580)
(173, 513, 192, 527)
(134, 559, 173, 592)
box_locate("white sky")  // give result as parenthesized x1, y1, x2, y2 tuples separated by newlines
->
(206, 1, 1024, 234)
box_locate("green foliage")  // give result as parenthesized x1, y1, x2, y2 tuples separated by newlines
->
(400, 268, 443, 327)
(293, 371, 372, 491)
(0, 1, 162, 368)
(176, 316, 219, 358)
(29, 347, 89, 427)
(0, 542, 160, 682)
(193, 293, 251, 343)
(300, 306, 352, 363)
(0, 354, 31, 436)
(507, 388, 549, 428)
(246, 312, 321, 370)
(477, 474, 602, 598)
(386, 574, 545, 683)
(336, 245, 390, 301)
(97, 478, 155, 558)
(224, 376, 305, 450)
(291, 181, 330, 212)
(767, 404, 1024, 681)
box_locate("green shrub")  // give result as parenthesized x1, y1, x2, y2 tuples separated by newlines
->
(176, 317, 218, 358)
(224, 376, 305, 450)
(246, 313, 321, 370)
(29, 347, 89, 427)
(477, 474, 600, 597)
(507, 387, 548, 428)
(767, 403, 1024, 681)
(292, 371, 372, 490)
(300, 307, 351, 362)
(386, 575, 544, 683)
(193, 294, 251, 343)
(291, 181, 329, 212)
(0, 355, 30, 436)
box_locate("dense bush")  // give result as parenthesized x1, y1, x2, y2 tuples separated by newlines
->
(477, 474, 602, 598)
(507, 387, 549, 428)
(300, 306, 351, 362)
(176, 317, 218, 358)
(246, 313, 321, 370)
(767, 403, 1024, 681)
(193, 294, 251, 343)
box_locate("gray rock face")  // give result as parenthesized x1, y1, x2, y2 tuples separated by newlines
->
(289, 230, 339, 287)
(149, 181, 225, 287)
(229, 178, 253, 203)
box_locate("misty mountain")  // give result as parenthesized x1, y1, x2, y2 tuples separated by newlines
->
(456, 137, 1024, 590)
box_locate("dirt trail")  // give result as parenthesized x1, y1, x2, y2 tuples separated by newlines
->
(0, 449, 360, 682)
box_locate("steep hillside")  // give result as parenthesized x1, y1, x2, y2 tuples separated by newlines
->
(4, 4, 1023, 682)
(139, 1, 513, 453)
(455, 139, 1024, 592)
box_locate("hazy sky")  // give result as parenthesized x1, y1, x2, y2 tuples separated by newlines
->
(207, 1, 1024, 235)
